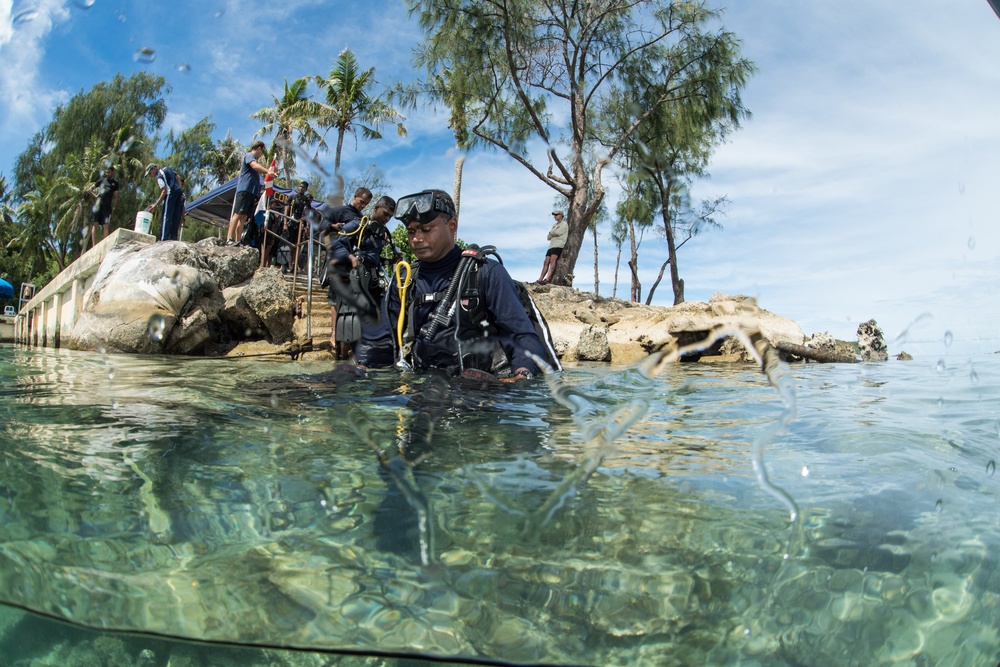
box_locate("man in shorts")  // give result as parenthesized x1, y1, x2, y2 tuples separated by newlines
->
(537, 210, 568, 284)
(87, 166, 119, 250)
(226, 141, 274, 246)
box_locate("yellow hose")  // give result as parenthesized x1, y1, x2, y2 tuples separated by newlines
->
(394, 260, 412, 348)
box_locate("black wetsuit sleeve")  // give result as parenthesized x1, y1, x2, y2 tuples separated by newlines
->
(479, 262, 545, 374)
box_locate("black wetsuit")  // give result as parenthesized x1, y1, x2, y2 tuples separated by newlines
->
(388, 245, 546, 375)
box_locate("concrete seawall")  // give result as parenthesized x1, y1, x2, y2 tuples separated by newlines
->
(15, 228, 156, 348)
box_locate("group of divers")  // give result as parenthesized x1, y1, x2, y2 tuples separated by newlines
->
(286, 186, 562, 383)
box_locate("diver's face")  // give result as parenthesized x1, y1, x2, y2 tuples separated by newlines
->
(406, 213, 456, 262)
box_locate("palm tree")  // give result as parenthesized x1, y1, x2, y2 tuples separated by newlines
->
(201, 131, 245, 187)
(314, 48, 406, 184)
(251, 77, 326, 185)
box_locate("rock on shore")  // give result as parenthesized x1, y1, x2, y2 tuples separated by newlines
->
(526, 286, 805, 364)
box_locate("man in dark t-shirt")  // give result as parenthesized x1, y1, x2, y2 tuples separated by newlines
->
(88, 166, 119, 250)
(282, 181, 312, 271)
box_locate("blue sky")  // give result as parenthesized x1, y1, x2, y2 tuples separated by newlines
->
(2, 0, 1000, 357)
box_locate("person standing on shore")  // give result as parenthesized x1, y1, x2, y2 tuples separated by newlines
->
(87, 166, 119, 249)
(537, 210, 568, 285)
(145, 164, 185, 242)
(226, 141, 274, 246)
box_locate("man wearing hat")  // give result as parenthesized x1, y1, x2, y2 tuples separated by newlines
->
(537, 209, 568, 285)
(145, 163, 185, 242)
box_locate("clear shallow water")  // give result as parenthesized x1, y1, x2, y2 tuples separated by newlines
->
(0, 344, 998, 666)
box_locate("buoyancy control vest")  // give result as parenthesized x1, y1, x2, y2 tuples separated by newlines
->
(400, 245, 562, 376)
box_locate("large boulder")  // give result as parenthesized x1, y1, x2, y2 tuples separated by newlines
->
(67, 239, 286, 355)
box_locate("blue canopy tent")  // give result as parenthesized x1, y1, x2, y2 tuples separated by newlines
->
(184, 178, 333, 228)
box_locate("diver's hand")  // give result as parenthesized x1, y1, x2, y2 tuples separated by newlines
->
(501, 368, 534, 383)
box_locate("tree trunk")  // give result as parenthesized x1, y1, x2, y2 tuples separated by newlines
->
(646, 259, 669, 305)
(334, 129, 346, 185)
(656, 177, 684, 305)
(592, 223, 599, 295)
(612, 246, 621, 298)
(453, 155, 465, 214)
(628, 218, 640, 302)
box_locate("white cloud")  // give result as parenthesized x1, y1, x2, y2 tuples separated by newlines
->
(0, 0, 71, 145)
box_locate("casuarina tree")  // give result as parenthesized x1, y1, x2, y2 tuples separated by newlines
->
(408, 0, 752, 288)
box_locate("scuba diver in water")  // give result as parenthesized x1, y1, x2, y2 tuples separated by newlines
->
(326, 195, 398, 365)
(386, 188, 560, 381)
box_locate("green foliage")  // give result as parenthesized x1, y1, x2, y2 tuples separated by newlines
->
(315, 48, 407, 178)
(10, 72, 170, 271)
(603, 12, 754, 304)
(408, 0, 753, 289)
(165, 117, 217, 197)
(202, 131, 246, 189)
(252, 77, 326, 187)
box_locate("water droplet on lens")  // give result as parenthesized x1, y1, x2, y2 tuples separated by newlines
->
(968, 236, 976, 250)
(214, 8, 225, 17)
(987, 460, 995, 478)
(801, 466, 810, 477)
(936, 359, 946, 373)
(147, 314, 166, 341)
(970, 369, 979, 385)
(118, 135, 135, 152)
(71, 0, 95, 8)
(958, 183, 965, 194)
(108, 369, 116, 381)
(943, 331, 953, 347)
(12, 9, 40, 27)
(177, 63, 191, 73)
(934, 499, 943, 513)
(133, 47, 156, 63)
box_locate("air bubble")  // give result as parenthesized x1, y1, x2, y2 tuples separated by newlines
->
(147, 314, 166, 341)
(133, 47, 156, 63)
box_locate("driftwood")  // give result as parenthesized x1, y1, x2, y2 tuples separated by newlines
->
(776, 341, 859, 364)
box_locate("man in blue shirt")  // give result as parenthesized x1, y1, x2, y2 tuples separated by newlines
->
(145, 164, 185, 242)
(226, 141, 274, 246)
